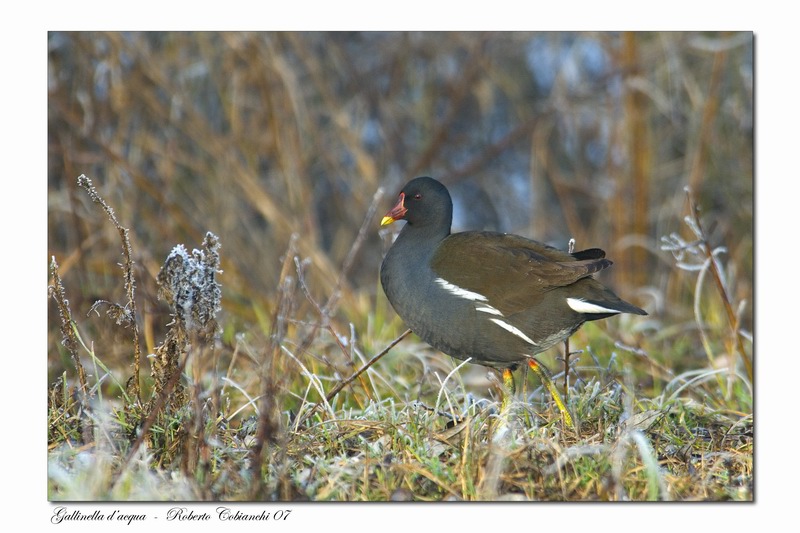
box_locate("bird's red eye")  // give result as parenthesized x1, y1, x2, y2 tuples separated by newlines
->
(413, 193, 422, 200)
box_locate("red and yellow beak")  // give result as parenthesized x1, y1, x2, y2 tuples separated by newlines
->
(380, 192, 408, 226)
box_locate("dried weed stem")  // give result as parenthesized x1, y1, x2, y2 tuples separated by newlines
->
(686, 190, 753, 383)
(49, 256, 93, 444)
(77, 174, 143, 402)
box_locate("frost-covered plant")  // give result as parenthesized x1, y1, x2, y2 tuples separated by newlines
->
(659, 187, 752, 386)
(151, 232, 222, 399)
(157, 232, 222, 338)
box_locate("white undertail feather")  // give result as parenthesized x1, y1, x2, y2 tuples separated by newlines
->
(566, 297, 621, 315)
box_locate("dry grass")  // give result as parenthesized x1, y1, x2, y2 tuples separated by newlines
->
(47, 31, 752, 502)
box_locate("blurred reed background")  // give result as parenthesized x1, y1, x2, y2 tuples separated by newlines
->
(47, 31, 753, 382)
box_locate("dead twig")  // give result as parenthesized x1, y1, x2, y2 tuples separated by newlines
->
(249, 234, 299, 498)
(294, 328, 412, 429)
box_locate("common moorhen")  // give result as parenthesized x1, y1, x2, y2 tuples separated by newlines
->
(380, 176, 647, 425)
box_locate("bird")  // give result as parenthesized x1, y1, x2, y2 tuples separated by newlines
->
(379, 176, 647, 426)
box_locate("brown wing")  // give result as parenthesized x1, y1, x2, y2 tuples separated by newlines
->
(430, 231, 612, 315)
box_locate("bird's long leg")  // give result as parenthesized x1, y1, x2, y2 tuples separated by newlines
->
(563, 337, 570, 406)
(564, 239, 574, 410)
(500, 367, 515, 414)
(528, 359, 574, 429)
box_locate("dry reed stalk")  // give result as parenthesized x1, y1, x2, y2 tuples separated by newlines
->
(687, 47, 728, 193)
(617, 32, 652, 290)
(622, 32, 652, 290)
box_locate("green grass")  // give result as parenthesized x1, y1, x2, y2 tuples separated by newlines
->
(48, 226, 752, 500)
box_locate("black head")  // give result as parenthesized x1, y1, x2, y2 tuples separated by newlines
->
(381, 176, 453, 231)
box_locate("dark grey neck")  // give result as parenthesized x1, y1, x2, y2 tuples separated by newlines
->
(396, 217, 451, 248)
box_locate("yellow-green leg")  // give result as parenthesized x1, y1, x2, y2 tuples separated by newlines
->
(528, 359, 574, 429)
(500, 367, 516, 413)
(563, 337, 570, 406)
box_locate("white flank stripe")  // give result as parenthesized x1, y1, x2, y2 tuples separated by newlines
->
(476, 304, 503, 316)
(566, 297, 621, 314)
(490, 318, 538, 346)
(434, 277, 488, 302)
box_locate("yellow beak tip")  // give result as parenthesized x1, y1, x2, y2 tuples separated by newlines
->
(380, 216, 395, 227)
